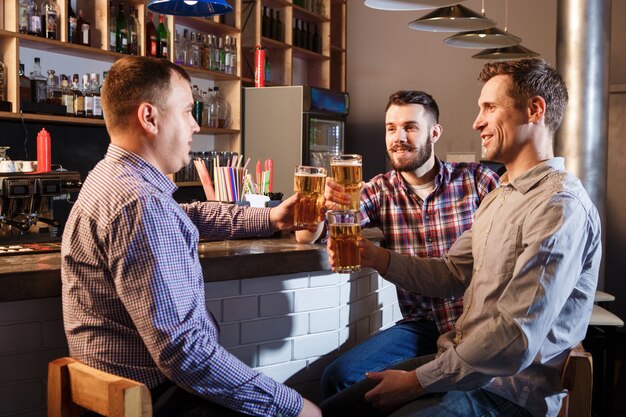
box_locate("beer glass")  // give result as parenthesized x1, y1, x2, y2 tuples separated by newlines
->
(327, 209, 362, 273)
(294, 165, 327, 228)
(330, 154, 362, 210)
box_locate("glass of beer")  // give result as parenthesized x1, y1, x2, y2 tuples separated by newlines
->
(327, 209, 362, 273)
(330, 154, 362, 210)
(294, 165, 327, 228)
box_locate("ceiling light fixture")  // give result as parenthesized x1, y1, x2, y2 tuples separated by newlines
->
(408, 3, 497, 33)
(364, 0, 463, 11)
(147, 0, 233, 17)
(471, 44, 540, 60)
(445, 0, 520, 48)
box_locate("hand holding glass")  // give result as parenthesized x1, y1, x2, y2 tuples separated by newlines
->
(294, 166, 326, 228)
(330, 154, 362, 210)
(327, 209, 362, 273)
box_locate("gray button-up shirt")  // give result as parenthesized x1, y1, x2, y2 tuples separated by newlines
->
(384, 158, 601, 417)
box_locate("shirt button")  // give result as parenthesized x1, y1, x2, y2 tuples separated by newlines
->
(425, 215, 430, 220)
(427, 237, 432, 243)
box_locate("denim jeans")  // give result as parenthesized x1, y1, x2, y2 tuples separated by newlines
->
(320, 320, 439, 400)
(320, 356, 534, 417)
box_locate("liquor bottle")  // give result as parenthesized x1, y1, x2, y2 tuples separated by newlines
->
(276, 11, 283, 42)
(191, 85, 202, 126)
(115, 3, 128, 54)
(127, 6, 139, 55)
(269, 9, 276, 40)
(109, 1, 116, 51)
(224, 36, 232, 75)
(83, 74, 93, 117)
(174, 31, 183, 65)
(312, 24, 320, 53)
(43, 0, 59, 40)
(262, 6, 269, 38)
(27, 0, 42, 37)
(30, 57, 47, 103)
(60, 75, 73, 115)
(264, 54, 271, 84)
(191, 32, 200, 68)
(181, 29, 191, 66)
(202, 34, 210, 70)
(19, 63, 31, 105)
(71, 74, 84, 117)
(211, 35, 220, 71)
(68, 1, 77, 44)
(46, 69, 61, 105)
(145, 11, 157, 57)
(18, 0, 29, 34)
(157, 15, 169, 59)
(305, 22, 311, 51)
(293, 18, 299, 48)
(0, 56, 7, 103)
(230, 37, 237, 75)
(76, 9, 91, 46)
(218, 36, 225, 72)
(90, 73, 102, 118)
(213, 87, 231, 128)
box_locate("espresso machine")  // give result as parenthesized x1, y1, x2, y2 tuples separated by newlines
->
(0, 171, 82, 248)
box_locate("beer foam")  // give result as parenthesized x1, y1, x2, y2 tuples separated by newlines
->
(332, 160, 361, 166)
(295, 172, 327, 177)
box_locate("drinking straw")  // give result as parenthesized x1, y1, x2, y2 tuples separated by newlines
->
(193, 159, 216, 201)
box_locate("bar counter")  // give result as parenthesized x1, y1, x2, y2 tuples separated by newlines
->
(0, 233, 332, 302)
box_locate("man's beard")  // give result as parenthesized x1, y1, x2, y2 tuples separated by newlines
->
(388, 142, 433, 172)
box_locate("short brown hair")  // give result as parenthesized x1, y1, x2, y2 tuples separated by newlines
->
(101, 56, 191, 132)
(385, 90, 440, 124)
(478, 58, 568, 135)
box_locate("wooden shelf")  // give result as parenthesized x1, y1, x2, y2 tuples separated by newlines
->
(261, 37, 291, 50)
(174, 16, 241, 36)
(292, 46, 328, 60)
(0, 111, 106, 126)
(330, 44, 345, 53)
(199, 127, 240, 135)
(176, 181, 202, 187)
(181, 65, 241, 81)
(292, 5, 330, 23)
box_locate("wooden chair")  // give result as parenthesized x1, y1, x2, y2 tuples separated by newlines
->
(557, 345, 593, 417)
(47, 357, 152, 417)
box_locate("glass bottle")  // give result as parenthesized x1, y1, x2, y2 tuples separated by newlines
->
(18, 0, 29, 34)
(264, 54, 271, 84)
(43, 0, 59, 40)
(83, 74, 93, 117)
(30, 57, 47, 103)
(60, 75, 73, 114)
(115, 3, 128, 54)
(276, 11, 283, 42)
(146, 11, 157, 57)
(77, 9, 91, 46)
(71, 74, 84, 117)
(269, 9, 276, 40)
(212, 86, 231, 128)
(174, 31, 183, 65)
(312, 24, 320, 53)
(127, 6, 139, 55)
(208, 88, 218, 128)
(224, 36, 232, 75)
(27, 0, 42, 37)
(19, 63, 31, 105)
(202, 34, 211, 70)
(90, 73, 102, 118)
(46, 69, 61, 105)
(230, 37, 237, 76)
(218, 36, 225, 72)
(211, 35, 220, 71)
(157, 15, 169, 59)
(68, 1, 77, 44)
(0, 56, 7, 103)
(191, 85, 202, 126)
(108, 0, 116, 51)
(262, 6, 269, 38)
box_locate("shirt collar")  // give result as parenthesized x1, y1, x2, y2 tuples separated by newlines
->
(501, 157, 565, 194)
(106, 144, 178, 195)
(392, 158, 446, 191)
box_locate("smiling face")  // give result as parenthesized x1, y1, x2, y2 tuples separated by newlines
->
(472, 74, 531, 165)
(154, 73, 200, 174)
(385, 103, 439, 173)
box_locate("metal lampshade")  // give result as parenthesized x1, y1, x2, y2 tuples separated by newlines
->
(147, 0, 233, 16)
(408, 4, 497, 33)
(444, 27, 521, 49)
(364, 0, 464, 11)
(472, 44, 540, 60)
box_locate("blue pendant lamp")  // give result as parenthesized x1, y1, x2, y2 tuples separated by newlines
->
(147, 0, 233, 16)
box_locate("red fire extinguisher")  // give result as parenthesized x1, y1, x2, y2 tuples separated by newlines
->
(254, 46, 266, 88)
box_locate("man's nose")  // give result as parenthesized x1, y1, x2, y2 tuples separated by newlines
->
(472, 114, 485, 131)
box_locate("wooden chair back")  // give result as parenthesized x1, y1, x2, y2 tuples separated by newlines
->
(47, 357, 152, 417)
(557, 345, 593, 417)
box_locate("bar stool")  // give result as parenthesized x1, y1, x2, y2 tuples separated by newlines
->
(558, 345, 593, 417)
(47, 357, 152, 417)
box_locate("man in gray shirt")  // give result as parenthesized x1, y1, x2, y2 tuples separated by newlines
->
(322, 59, 601, 417)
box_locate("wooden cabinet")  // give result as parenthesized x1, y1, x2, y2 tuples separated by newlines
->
(0, 0, 243, 155)
(240, 0, 346, 92)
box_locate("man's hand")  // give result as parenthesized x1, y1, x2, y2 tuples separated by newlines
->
(269, 193, 326, 232)
(326, 235, 391, 275)
(297, 398, 322, 417)
(363, 369, 425, 412)
(324, 177, 352, 208)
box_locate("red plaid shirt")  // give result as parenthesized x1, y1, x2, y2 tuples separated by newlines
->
(360, 160, 499, 333)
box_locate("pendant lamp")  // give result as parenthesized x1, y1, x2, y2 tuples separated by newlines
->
(408, 4, 496, 33)
(472, 44, 540, 60)
(444, 27, 521, 48)
(364, 0, 463, 11)
(147, 0, 233, 16)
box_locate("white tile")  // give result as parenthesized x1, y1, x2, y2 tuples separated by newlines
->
(392, 303, 403, 322)
(293, 332, 339, 359)
(369, 310, 383, 333)
(241, 273, 309, 294)
(339, 281, 351, 305)
(219, 323, 240, 348)
(309, 308, 340, 333)
(309, 271, 341, 287)
(228, 345, 258, 367)
(255, 360, 308, 383)
(339, 305, 351, 327)
(355, 275, 371, 298)
(204, 280, 240, 299)
(258, 340, 293, 366)
(347, 293, 378, 323)
(259, 292, 294, 317)
(205, 300, 222, 323)
(381, 304, 396, 328)
(338, 325, 354, 348)
(223, 296, 258, 322)
(241, 314, 309, 344)
(355, 317, 371, 343)
(376, 284, 399, 307)
(294, 287, 340, 312)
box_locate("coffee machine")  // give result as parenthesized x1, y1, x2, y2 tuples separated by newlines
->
(0, 171, 82, 244)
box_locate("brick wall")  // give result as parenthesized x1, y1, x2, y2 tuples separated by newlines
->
(0, 268, 400, 416)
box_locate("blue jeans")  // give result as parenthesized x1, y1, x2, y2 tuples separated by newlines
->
(320, 356, 534, 417)
(321, 320, 439, 400)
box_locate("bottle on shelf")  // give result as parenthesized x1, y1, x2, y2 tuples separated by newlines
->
(27, 0, 43, 37)
(19, 63, 31, 106)
(0, 56, 7, 103)
(157, 15, 169, 59)
(191, 32, 200, 68)
(276, 11, 283, 42)
(68, 1, 77, 44)
(146, 11, 157, 57)
(46, 69, 61, 105)
(83, 74, 93, 117)
(218, 36, 225, 72)
(42, 0, 59, 40)
(71, 73, 84, 117)
(262, 6, 269, 38)
(269, 9, 276, 40)
(202, 34, 211, 70)
(214, 87, 231, 129)
(211, 35, 220, 71)
(181, 29, 191, 66)
(127, 6, 139, 55)
(293, 18, 300, 48)
(174, 30, 183, 65)
(91, 73, 102, 118)
(202, 89, 212, 127)
(191, 85, 202, 126)
(18, 0, 29, 34)
(264, 54, 271, 84)
(108, 0, 116, 51)
(224, 36, 232, 75)
(30, 57, 47, 103)
(312, 24, 320, 53)
(76, 9, 91, 46)
(230, 37, 238, 75)
(60, 75, 73, 114)
(115, 3, 128, 54)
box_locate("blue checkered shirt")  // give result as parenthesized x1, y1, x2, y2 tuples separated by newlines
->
(61, 145, 302, 417)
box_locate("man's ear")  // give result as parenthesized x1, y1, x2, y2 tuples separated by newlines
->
(430, 123, 443, 144)
(528, 96, 546, 124)
(137, 102, 158, 135)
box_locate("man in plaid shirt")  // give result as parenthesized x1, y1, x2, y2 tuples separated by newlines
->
(321, 90, 499, 399)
